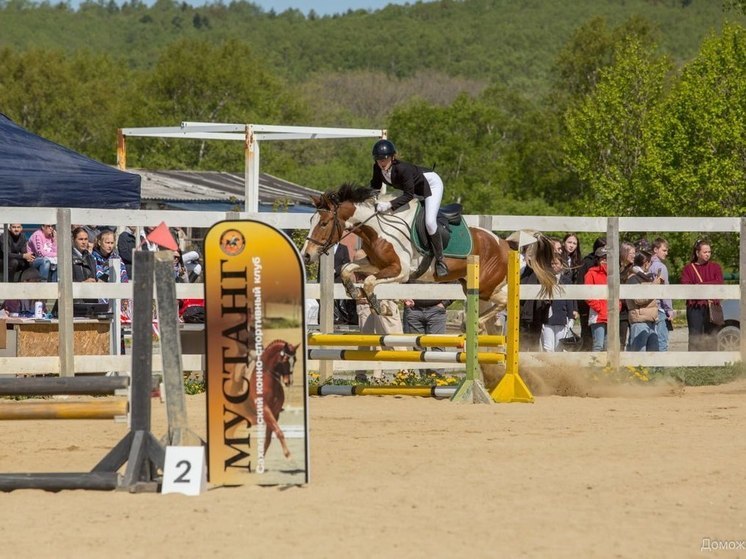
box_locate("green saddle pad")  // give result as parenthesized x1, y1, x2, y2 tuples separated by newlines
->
(412, 205, 472, 258)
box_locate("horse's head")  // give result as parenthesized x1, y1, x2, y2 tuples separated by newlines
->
(300, 184, 377, 265)
(275, 342, 298, 386)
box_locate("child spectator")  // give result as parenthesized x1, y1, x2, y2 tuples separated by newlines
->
(26, 224, 57, 282)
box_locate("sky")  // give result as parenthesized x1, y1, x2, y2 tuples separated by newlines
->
(249, 1, 415, 15)
(66, 0, 419, 15)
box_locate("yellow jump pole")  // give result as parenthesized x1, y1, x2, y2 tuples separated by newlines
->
(0, 400, 129, 421)
(450, 255, 492, 404)
(491, 249, 534, 403)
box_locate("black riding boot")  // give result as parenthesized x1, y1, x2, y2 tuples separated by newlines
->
(428, 232, 448, 278)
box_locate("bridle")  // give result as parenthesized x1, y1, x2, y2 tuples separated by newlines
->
(306, 197, 381, 256)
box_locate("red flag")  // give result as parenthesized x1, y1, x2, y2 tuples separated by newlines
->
(146, 221, 179, 251)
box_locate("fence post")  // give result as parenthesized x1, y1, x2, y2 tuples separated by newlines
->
(57, 208, 74, 376)
(607, 217, 620, 371)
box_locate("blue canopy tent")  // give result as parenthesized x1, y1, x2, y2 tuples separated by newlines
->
(0, 114, 140, 208)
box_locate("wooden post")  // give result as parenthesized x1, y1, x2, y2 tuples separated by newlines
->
(154, 251, 201, 447)
(56, 208, 74, 377)
(92, 250, 165, 492)
(607, 217, 620, 371)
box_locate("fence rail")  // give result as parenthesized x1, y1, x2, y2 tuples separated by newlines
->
(1, 209, 743, 375)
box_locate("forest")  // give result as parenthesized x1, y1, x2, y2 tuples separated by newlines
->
(1, 0, 745, 268)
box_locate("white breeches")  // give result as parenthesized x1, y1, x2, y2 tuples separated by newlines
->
(423, 172, 443, 236)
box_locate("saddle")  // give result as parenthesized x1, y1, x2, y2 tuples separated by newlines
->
(410, 203, 473, 279)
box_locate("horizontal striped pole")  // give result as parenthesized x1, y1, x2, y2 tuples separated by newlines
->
(310, 385, 457, 398)
(308, 333, 505, 348)
(308, 349, 504, 364)
(0, 400, 128, 421)
(0, 376, 129, 397)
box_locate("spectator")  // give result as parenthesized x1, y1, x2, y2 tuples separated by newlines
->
(625, 251, 664, 352)
(681, 239, 724, 351)
(1, 266, 43, 316)
(648, 237, 674, 351)
(519, 264, 546, 351)
(403, 297, 450, 337)
(584, 246, 609, 352)
(71, 227, 97, 283)
(403, 296, 451, 376)
(0, 223, 31, 282)
(618, 241, 636, 349)
(576, 237, 606, 351)
(540, 256, 578, 352)
(353, 250, 404, 381)
(26, 223, 58, 282)
(92, 229, 128, 283)
(117, 226, 137, 279)
(561, 233, 582, 283)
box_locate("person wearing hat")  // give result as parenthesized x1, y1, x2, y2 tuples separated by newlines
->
(369, 139, 448, 278)
(584, 246, 610, 351)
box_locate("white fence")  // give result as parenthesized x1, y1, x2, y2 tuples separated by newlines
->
(0, 208, 743, 375)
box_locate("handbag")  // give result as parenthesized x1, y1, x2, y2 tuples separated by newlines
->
(708, 302, 725, 327)
(690, 264, 724, 326)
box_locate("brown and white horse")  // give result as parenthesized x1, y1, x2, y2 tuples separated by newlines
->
(301, 184, 558, 324)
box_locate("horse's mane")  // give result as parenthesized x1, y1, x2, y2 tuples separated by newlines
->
(323, 183, 376, 205)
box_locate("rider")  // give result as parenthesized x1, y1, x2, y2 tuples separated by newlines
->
(369, 139, 448, 278)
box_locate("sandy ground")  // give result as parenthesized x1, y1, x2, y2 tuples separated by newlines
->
(1, 370, 745, 559)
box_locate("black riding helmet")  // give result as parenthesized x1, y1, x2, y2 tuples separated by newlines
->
(372, 139, 396, 160)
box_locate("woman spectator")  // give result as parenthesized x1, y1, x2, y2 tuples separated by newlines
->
(681, 239, 724, 351)
(26, 223, 57, 282)
(625, 251, 664, 351)
(92, 229, 128, 283)
(71, 227, 97, 283)
(540, 256, 578, 352)
(561, 233, 582, 282)
(584, 246, 609, 352)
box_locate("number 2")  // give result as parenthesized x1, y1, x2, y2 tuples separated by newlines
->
(174, 459, 192, 483)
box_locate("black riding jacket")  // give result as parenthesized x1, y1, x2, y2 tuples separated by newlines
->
(370, 159, 433, 211)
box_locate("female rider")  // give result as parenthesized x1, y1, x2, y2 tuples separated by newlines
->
(369, 139, 448, 278)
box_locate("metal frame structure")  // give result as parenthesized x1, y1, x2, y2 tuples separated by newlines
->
(117, 123, 385, 213)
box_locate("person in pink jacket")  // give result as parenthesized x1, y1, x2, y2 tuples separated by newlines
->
(584, 246, 609, 351)
(25, 224, 58, 282)
(680, 239, 724, 351)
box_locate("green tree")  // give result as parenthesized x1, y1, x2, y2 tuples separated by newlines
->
(563, 38, 671, 215)
(643, 24, 746, 218)
(0, 47, 132, 163)
(124, 38, 310, 171)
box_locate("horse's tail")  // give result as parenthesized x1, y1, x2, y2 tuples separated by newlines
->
(523, 232, 560, 299)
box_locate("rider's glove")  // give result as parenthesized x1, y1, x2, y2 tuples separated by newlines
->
(376, 201, 392, 213)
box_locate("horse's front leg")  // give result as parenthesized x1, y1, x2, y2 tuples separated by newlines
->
(361, 264, 409, 316)
(340, 262, 364, 300)
(263, 406, 291, 458)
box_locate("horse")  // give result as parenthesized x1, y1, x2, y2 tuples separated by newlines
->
(230, 340, 299, 460)
(300, 183, 558, 322)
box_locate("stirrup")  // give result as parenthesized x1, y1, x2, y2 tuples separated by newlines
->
(434, 258, 448, 278)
